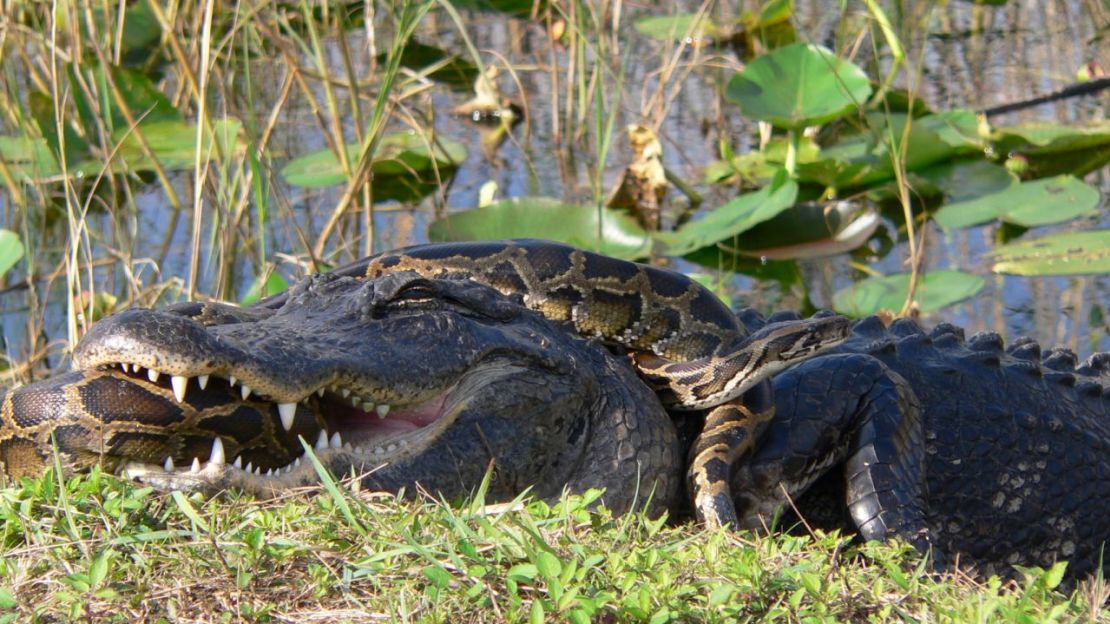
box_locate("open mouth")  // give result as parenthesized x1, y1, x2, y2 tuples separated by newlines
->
(100, 360, 457, 484)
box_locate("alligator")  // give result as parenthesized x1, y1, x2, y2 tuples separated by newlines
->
(1, 240, 1107, 580)
(0, 241, 849, 527)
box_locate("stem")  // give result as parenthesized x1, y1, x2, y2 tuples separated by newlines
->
(784, 129, 799, 176)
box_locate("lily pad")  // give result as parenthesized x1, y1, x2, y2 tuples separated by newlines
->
(113, 119, 243, 172)
(933, 175, 1099, 230)
(655, 175, 798, 256)
(833, 270, 985, 316)
(282, 132, 465, 188)
(722, 200, 880, 260)
(725, 43, 872, 130)
(633, 14, 726, 43)
(990, 230, 1110, 276)
(912, 160, 1015, 203)
(0, 229, 24, 277)
(428, 197, 651, 260)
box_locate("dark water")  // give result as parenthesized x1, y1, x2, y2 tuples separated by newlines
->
(1, 0, 1108, 375)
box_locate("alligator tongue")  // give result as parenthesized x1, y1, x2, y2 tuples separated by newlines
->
(325, 393, 449, 439)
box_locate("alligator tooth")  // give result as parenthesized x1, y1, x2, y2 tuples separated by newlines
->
(293, 457, 301, 467)
(317, 388, 325, 397)
(341, 389, 350, 398)
(376, 404, 391, 418)
(277, 403, 297, 431)
(190, 457, 201, 473)
(147, 368, 160, 383)
(315, 430, 329, 451)
(361, 402, 374, 414)
(373, 446, 383, 456)
(240, 384, 252, 400)
(164, 456, 175, 471)
(233, 456, 243, 469)
(386, 443, 397, 453)
(399, 439, 408, 447)
(245, 462, 254, 473)
(351, 396, 361, 407)
(120, 363, 130, 373)
(228, 375, 237, 387)
(266, 468, 274, 477)
(197, 374, 209, 390)
(209, 437, 226, 466)
(329, 432, 342, 449)
(170, 376, 188, 402)
(343, 442, 352, 451)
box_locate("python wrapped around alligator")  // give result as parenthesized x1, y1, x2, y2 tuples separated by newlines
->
(1, 239, 1108, 580)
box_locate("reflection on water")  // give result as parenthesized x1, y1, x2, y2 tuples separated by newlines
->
(0, 1, 1107, 375)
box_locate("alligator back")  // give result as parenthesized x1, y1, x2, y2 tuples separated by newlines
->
(745, 310, 1110, 578)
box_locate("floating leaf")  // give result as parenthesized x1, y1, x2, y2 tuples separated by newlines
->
(722, 200, 881, 260)
(832, 270, 985, 316)
(0, 136, 60, 180)
(725, 43, 872, 129)
(281, 132, 465, 188)
(633, 14, 725, 43)
(656, 175, 798, 256)
(933, 175, 1099, 230)
(428, 197, 651, 260)
(0, 230, 24, 276)
(912, 160, 1015, 203)
(991, 121, 1110, 177)
(113, 119, 243, 172)
(990, 230, 1110, 276)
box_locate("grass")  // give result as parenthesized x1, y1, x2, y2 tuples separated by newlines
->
(0, 469, 1104, 623)
(1, 2, 1109, 621)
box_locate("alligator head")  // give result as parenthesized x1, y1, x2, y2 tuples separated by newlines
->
(0, 271, 681, 515)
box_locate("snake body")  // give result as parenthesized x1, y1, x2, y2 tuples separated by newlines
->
(295, 240, 850, 525)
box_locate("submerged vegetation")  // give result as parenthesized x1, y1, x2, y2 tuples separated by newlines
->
(0, 0, 1108, 620)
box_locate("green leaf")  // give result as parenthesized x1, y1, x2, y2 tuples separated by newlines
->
(535, 552, 562, 580)
(428, 197, 652, 260)
(726, 200, 880, 260)
(423, 565, 451, 588)
(725, 43, 872, 129)
(633, 14, 725, 43)
(933, 175, 1099, 229)
(281, 132, 465, 190)
(0, 230, 24, 277)
(832, 270, 985, 316)
(0, 587, 16, 609)
(990, 230, 1110, 276)
(112, 119, 243, 172)
(0, 136, 61, 180)
(656, 175, 798, 256)
(912, 160, 1015, 203)
(241, 270, 289, 306)
(507, 563, 538, 583)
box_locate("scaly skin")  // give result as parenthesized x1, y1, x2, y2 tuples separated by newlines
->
(729, 309, 1110, 580)
(0, 274, 682, 516)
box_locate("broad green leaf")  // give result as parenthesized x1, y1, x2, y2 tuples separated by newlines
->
(725, 200, 880, 260)
(0, 136, 60, 180)
(241, 270, 289, 306)
(0, 230, 20, 276)
(990, 230, 1110, 276)
(991, 121, 1110, 177)
(428, 197, 651, 260)
(833, 270, 985, 316)
(725, 43, 872, 129)
(933, 175, 1099, 230)
(912, 160, 1015, 203)
(69, 64, 181, 137)
(704, 136, 819, 186)
(633, 14, 725, 43)
(281, 132, 466, 188)
(656, 175, 798, 256)
(113, 119, 243, 172)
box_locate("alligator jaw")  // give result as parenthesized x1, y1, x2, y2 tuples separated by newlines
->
(89, 363, 467, 495)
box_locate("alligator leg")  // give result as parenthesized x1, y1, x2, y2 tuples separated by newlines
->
(731, 353, 936, 555)
(687, 380, 775, 528)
